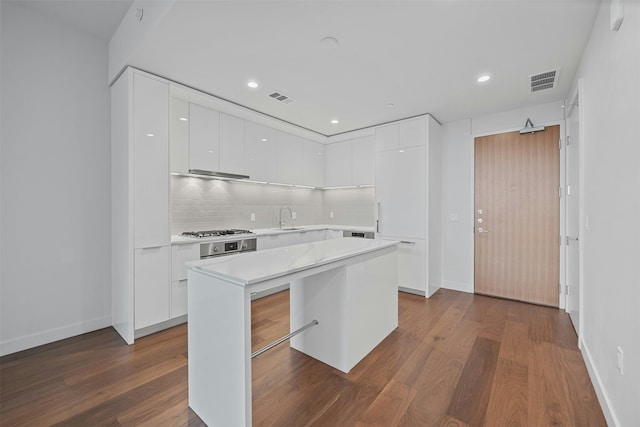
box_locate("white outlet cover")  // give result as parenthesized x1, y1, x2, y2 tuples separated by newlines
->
(250, 213, 255, 221)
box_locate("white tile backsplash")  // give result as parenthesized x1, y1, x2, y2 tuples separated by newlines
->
(171, 176, 375, 233)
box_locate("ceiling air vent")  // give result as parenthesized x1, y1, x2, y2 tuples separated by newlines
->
(268, 91, 295, 104)
(530, 69, 560, 92)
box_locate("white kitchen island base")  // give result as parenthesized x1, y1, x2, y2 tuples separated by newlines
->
(187, 238, 398, 427)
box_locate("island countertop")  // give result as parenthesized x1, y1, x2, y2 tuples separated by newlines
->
(187, 237, 398, 287)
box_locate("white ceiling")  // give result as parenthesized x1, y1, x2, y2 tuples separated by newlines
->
(26, 0, 601, 137)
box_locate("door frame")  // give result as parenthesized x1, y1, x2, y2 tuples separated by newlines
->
(469, 118, 567, 309)
(565, 79, 585, 346)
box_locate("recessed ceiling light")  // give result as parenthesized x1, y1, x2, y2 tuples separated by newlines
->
(179, 117, 188, 122)
(477, 75, 491, 83)
(320, 36, 339, 50)
(261, 138, 268, 142)
(146, 133, 154, 137)
(247, 81, 259, 89)
(331, 119, 339, 124)
(386, 103, 395, 108)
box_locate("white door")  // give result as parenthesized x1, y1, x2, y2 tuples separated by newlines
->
(566, 93, 581, 333)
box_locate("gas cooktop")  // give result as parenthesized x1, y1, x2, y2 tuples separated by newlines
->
(180, 229, 254, 238)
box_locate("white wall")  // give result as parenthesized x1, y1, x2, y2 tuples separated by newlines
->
(0, 2, 111, 356)
(572, 2, 640, 425)
(440, 102, 565, 293)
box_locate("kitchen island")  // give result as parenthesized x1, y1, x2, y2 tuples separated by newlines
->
(187, 237, 398, 427)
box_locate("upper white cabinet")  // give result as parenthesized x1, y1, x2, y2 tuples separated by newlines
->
(324, 135, 374, 187)
(375, 115, 441, 297)
(325, 141, 352, 187)
(277, 131, 304, 185)
(170, 98, 189, 174)
(302, 140, 325, 187)
(351, 136, 375, 185)
(133, 73, 170, 249)
(219, 113, 246, 176)
(189, 103, 220, 172)
(375, 118, 426, 152)
(245, 122, 278, 182)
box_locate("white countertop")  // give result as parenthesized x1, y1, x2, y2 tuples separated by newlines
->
(187, 237, 397, 286)
(171, 224, 375, 245)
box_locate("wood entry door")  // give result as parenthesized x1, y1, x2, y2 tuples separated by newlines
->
(474, 125, 560, 306)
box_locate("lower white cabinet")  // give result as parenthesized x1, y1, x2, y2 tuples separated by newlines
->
(170, 243, 199, 319)
(134, 246, 171, 329)
(171, 279, 188, 318)
(326, 230, 344, 240)
(379, 237, 426, 294)
(257, 234, 289, 250)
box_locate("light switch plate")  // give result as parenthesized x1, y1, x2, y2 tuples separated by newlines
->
(250, 213, 255, 222)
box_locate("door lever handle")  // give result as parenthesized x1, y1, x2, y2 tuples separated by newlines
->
(477, 227, 489, 233)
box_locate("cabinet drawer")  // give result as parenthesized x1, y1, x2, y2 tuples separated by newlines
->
(171, 243, 200, 281)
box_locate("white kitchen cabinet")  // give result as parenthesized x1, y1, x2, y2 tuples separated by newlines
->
(112, 68, 172, 344)
(219, 113, 246, 176)
(134, 74, 170, 249)
(134, 246, 171, 329)
(245, 122, 278, 182)
(170, 243, 200, 319)
(293, 229, 326, 245)
(375, 117, 426, 152)
(257, 233, 290, 250)
(375, 114, 441, 297)
(171, 280, 188, 318)
(171, 243, 200, 281)
(276, 131, 304, 185)
(351, 136, 375, 185)
(324, 141, 352, 187)
(326, 230, 344, 240)
(375, 145, 426, 238)
(189, 103, 220, 172)
(170, 97, 189, 174)
(302, 140, 325, 188)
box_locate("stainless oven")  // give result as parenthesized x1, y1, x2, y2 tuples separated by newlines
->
(200, 238, 257, 259)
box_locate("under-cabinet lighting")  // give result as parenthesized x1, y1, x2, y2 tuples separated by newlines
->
(294, 184, 317, 189)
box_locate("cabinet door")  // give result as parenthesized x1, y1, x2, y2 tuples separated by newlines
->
(171, 243, 200, 281)
(170, 97, 189, 174)
(135, 246, 170, 329)
(276, 132, 303, 185)
(326, 230, 344, 240)
(375, 123, 398, 152)
(380, 237, 426, 293)
(189, 103, 220, 172)
(302, 140, 325, 188)
(134, 73, 170, 248)
(351, 136, 375, 185)
(375, 145, 426, 238)
(398, 117, 426, 149)
(324, 141, 352, 187)
(245, 122, 277, 182)
(219, 113, 246, 175)
(171, 280, 188, 319)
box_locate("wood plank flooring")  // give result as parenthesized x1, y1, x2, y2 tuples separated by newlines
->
(0, 289, 606, 426)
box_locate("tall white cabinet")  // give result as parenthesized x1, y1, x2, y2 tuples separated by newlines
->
(375, 115, 441, 297)
(112, 68, 171, 344)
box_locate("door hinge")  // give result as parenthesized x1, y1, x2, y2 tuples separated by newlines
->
(566, 285, 570, 296)
(566, 135, 571, 146)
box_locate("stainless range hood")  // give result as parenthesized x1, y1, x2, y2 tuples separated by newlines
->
(188, 169, 250, 180)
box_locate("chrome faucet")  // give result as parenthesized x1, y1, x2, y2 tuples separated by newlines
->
(279, 206, 293, 228)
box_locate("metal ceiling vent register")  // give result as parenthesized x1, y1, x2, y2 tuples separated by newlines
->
(530, 69, 560, 92)
(268, 91, 295, 104)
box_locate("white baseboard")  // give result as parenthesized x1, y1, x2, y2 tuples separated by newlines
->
(441, 280, 473, 293)
(0, 315, 112, 357)
(581, 339, 619, 427)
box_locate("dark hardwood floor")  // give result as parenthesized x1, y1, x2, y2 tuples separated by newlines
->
(0, 289, 606, 426)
